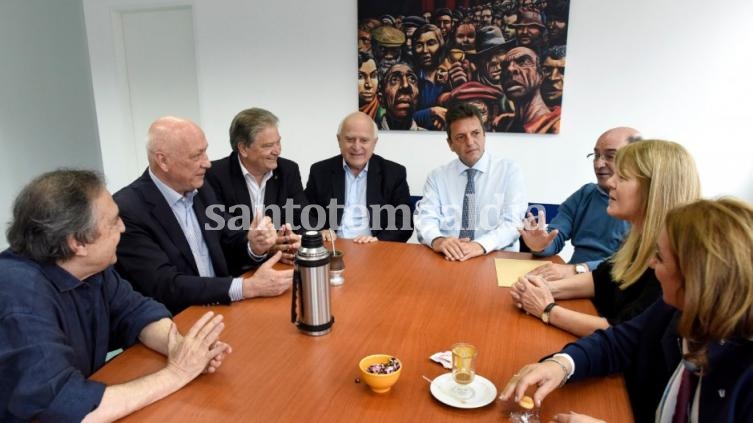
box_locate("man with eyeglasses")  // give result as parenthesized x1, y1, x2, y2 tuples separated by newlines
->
(519, 127, 641, 280)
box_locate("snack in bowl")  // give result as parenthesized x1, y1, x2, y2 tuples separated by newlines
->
(358, 354, 403, 393)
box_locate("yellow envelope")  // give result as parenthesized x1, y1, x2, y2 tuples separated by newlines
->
(494, 258, 545, 287)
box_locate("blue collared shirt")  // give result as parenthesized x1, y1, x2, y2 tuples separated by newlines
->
(338, 160, 372, 238)
(533, 183, 630, 270)
(0, 250, 170, 422)
(149, 169, 216, 277)
(149, 171, 245, 301)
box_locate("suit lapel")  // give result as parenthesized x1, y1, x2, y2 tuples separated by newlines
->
(332, 158, 346, 226)
(141, 175, 198, 274)
(264, 168, 281, 218)
(365, 156, 381, 232)
(229, 152, 253, 211)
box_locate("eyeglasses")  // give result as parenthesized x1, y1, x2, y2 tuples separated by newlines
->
(586, 152, 617, 163)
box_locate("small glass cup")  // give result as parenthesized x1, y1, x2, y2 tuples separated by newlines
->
(329, 250, 345, 286)
(505, 395, 541, 423)
(451, 342, 478, 400)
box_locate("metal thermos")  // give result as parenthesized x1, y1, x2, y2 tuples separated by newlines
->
(291, 231, 334, 336)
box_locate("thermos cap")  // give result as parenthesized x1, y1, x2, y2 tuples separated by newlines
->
(301, 230, 324, 248)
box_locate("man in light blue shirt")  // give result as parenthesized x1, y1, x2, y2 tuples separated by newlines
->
(114, 116, 293, 313)
(415, 102, 527, 260)
(520, 127, 640, 280)
(305, 112, 413, 243)
(340, 157, 371, 239)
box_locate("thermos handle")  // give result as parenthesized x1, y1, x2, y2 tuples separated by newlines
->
(291, 268, 301, 324)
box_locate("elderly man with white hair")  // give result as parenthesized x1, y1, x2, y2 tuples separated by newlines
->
(114, 116, 292, 314)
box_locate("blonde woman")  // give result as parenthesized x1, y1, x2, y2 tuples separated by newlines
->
(500, 198, 753, 422)
(511, 140, 701, 336)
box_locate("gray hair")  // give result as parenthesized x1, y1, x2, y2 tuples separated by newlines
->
(229, 108, 279, 152)
(6, 169, 104, 262)
(336, 112, 378, 139)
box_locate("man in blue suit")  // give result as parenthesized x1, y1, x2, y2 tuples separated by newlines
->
(114, 116, 293, 314)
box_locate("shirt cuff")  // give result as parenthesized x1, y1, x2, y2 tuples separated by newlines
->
(585, 260, 601, 271)
(247, 242, 268, 262)
(419, 228, 443, 247)
(553, 353, 575, 379)
(228, 277, 244, 302)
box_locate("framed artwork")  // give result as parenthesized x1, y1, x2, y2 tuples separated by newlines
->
(357, 0, 569, 134)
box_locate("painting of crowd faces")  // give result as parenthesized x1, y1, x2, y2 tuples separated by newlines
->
(357, 0, 569, 134)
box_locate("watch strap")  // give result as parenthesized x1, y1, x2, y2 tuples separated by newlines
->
(541, 302, 558, 324)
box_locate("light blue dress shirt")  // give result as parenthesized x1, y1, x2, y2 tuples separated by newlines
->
(414, 152, 527, 253)
(149, 170, 245, 301)
(338, 160, 372, 238)
(149, 170, 216, 277)
(533, 183, 630, 270)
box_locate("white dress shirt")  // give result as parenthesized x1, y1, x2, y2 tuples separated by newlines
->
(414, 152, 527, 253)
(239, 155, 273, 218)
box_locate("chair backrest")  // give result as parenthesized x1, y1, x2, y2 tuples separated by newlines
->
(409, 195, 422, 215)
(526, 202, 559, 224)
(519, 202, 560, 252)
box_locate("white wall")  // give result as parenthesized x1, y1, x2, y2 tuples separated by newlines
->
(83, 0, 753, 206)
(0, 0, 102, 249)
(2, 1, 748, 249)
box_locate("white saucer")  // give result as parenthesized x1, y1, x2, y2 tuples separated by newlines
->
(429, 373, 497, 409)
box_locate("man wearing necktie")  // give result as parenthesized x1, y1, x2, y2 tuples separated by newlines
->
(415, 102, 527, 261)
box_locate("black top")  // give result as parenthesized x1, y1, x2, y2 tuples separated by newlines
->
(591, 259, 662, 325)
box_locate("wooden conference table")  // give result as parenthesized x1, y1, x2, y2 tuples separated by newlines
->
(93, 240, 632, 422)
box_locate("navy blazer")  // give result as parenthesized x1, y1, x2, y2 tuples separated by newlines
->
(114, 170, 256, 314)
(562, 300, 753, 422)
(304, 154, 413, 242)
(205, 152, 308, 233)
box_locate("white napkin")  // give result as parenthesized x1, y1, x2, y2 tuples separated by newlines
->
(430, 351, 452, 369)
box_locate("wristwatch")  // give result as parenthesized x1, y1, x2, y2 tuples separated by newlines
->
(541, 302, 558, 324)
(575, 263, 588, 274)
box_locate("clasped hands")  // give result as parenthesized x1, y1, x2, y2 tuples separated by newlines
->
(243, 213, 294, 298)
(269, 223, 301, 265)
(510, 274, 554, 317)
(246, 212, 277, 256)
(431, 236, 484, 261)
(166, 311, 232, 382)
(246, 212, 302, 265)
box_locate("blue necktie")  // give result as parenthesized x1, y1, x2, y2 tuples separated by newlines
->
(459, 168, 477, 240)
